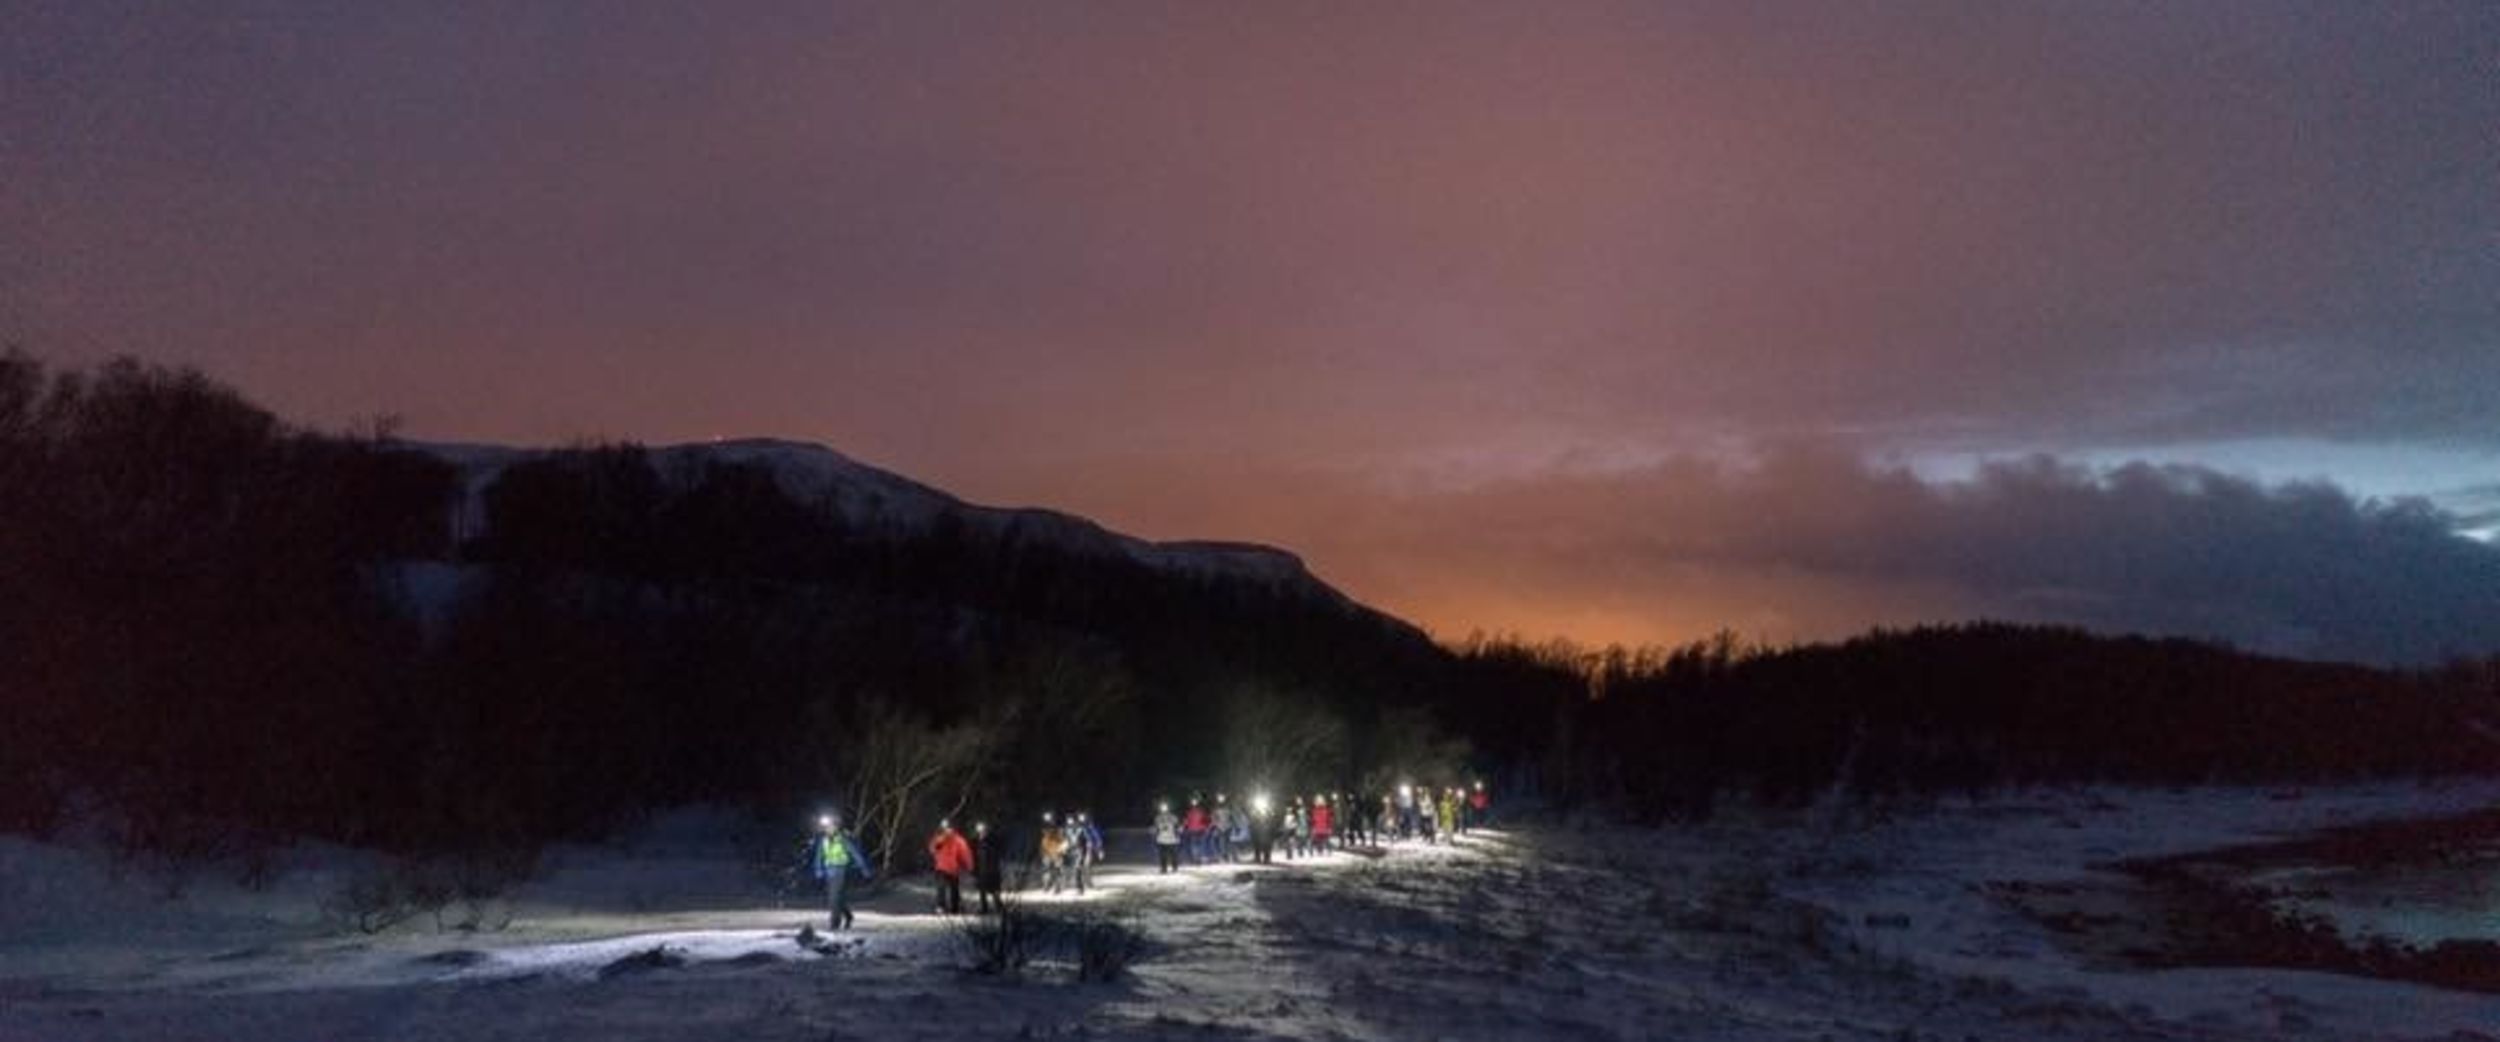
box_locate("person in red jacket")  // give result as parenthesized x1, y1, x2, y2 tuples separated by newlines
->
(1469, 781, 1492, 829)
(1182, 796, 1213, 865)
(928, 819, 974, 915)
(1309, 795, 1335, 853)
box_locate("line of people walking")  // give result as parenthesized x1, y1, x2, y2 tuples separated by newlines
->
(1148, 781, 1490, 870)
(930, 810, 1110, 918)
(807, 782, 1495, 930)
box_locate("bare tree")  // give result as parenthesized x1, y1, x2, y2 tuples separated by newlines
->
(1219, 685, 1347, 793)
(832, 697, 998, 877)
(1361, 705, 1471, 792)
(982, 641, 1138, 810)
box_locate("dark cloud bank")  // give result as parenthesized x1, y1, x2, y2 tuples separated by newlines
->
(1293, 451, 2500, 667)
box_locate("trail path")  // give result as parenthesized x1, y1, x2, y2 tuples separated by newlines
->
(9, 787, 2500, 1041)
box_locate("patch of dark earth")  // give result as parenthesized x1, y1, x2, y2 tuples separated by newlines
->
(1998, 806, 2500, 994)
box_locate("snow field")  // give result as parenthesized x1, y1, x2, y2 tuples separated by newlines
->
(6, 786, 2500, 1040)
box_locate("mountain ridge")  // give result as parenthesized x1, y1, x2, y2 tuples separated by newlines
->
(413, 435, 1400, 633)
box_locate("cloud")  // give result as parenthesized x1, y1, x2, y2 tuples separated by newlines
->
(1172, 448, 2500, 666)
(2439, 484, 2500, 539)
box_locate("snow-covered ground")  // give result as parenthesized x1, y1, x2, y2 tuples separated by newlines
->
(6, 785, 2499, 1041)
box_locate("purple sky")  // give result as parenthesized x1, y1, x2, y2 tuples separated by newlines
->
(7, 1, 2497, 661)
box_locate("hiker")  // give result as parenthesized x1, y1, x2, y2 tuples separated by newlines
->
(1038, 812, 1070, 893)
(1182, 796, 1212, 865)
(1438, 788, 1459, 840)
(1249, 796, 1277, 864)
(1212, 793, 1236, 863)
(971, 821, 1005, 913)
(1310, 795, 1335, 854)
(929, 819, 973, 915)
(1417, 788, 1439, 845)
(810, 813, 873, 931)
(1227, 796, 1252, 861)
(1471, 781, 1492, 828)
(1153, 801, 1182, 874)
(1282, 800, 1306, 860)
(1073, 812, 1104, 894)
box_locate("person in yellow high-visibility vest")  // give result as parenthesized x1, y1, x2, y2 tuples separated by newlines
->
(811, 813, 873, 930)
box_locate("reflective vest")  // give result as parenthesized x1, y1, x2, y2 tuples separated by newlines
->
(821, 834, 853, 868)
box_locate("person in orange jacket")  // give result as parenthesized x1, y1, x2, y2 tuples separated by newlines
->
(1038, 812, 1072, 892)
(1309, 795, 1335, 854)
(928, 819, 974, 915)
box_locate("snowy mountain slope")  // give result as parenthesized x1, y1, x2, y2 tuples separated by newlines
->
(419, 438, 1349, 599)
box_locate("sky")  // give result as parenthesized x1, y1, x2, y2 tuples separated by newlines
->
(6, 1, 2497, 663)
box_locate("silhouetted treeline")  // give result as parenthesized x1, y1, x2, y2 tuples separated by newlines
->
(0, 353, 455, 855)
(1, 352, 1463, 866)
(11, 352, 2497, 860)
(1455, 626, 2500, 822)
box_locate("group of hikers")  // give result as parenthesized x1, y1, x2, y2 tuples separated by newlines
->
(1148, 783, 1492, 871)
(807, 783, 1493, 931)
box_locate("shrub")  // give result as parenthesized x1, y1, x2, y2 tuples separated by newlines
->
(430, 847, 534, 932)
(956, 902, 1150, 983)
(958, 898, 1059, 977)
(322, 848, 536, 935)
(1070, 912, 1149, 983)
(324, 863, 419, 935)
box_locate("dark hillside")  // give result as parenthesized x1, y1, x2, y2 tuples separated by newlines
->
(1477, 625, 2500, 821)
(0, 353, 1462, 868)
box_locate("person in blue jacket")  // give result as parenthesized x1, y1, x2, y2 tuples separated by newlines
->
(810, 813, 874, 930)
(1072, 812, 1106, 894)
